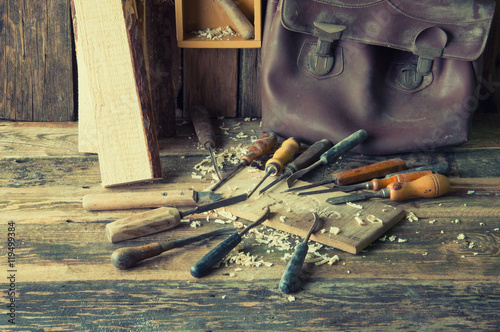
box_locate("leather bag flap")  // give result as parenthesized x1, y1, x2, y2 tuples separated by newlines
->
(281, 0, 496, 61)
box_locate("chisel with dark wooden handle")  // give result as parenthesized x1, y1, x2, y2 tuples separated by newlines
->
(285, 158, 406, 193)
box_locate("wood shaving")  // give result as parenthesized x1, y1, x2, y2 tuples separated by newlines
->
(457, 233, 465, 240)
(190, 221, 201, 228)
(222, 251, 273, 268)
(193, 26, 237, 40)
(406, 211, 418, 222)
(346, 202, 363, 209)
(355, 216, 365, 226)
(366, 215, 383, 223)
(329, 226, 341, 235)
(397, 238, 407, 243)
(389, 235, 397, 242)
(288, 296, 296, 302)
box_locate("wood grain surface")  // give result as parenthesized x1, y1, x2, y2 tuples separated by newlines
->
(0, 120, 499, 331)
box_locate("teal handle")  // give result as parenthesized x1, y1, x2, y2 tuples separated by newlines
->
(279, 242, 309, 294)
(190, 232, 241, 278)
(320, 130, 367, 164)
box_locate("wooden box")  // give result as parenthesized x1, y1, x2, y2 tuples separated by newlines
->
(174, 0, 261, 48)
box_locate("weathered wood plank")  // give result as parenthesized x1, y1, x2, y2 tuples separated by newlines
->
(183, 48, 238, 118)
(4, 280, 499, 330)
(239, 48, 262, 118)
(1, 0, 74, 122)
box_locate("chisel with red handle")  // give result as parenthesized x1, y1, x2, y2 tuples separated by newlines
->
(285, 158, 406, 193)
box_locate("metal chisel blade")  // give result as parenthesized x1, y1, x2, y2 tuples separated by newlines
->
(197, 191, 226, 203)
(326, 192, 377, 205)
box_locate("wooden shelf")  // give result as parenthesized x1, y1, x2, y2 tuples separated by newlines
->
(175, 0, 261, 48)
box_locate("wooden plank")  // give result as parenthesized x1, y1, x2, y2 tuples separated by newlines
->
(7, 280, 499, 331)
(183, 48, 238, 118)
(71, 0, 162, 187)
(215, 168, 406, 254)
(239, 48, 262, 118)
(1, 0, 74, 122)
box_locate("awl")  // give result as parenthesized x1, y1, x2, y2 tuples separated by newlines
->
(190, 206, 270, 278)
(189, 105, 222, 180)
(301, 170, 436, 195)
(285, 158, 406, 194)
(258, 139, 333, 194)
(286, 130, 368, 188)
(83, 190, 225, 211)
(210, 132, 277, 191)
(248, 138, 300, 198)
(111, 227, 237, 269)
(105, 193, 248, 243)
(326, 173, 450, 205)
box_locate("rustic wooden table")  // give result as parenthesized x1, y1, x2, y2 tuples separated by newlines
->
(1, 115, 499, 331)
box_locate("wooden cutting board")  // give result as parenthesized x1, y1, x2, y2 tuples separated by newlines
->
(213, 168, 406, 254)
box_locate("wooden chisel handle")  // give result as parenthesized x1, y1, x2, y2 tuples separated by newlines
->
(105, 207, 181, 243)
(83, 190, 199, 211)
(189, 105, 216, 149)
(217, 0, 255, 39)
(241, 132, 278, 165)
(371, 170, 434, 191)
(386, 174, 450, 201)
(333, 158, 406, 186)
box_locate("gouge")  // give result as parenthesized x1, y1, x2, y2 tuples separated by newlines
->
(105, 193, 247, 243)
(189, 105, 222, 180)
(190, 206, 270, 278)
(248, 138, 300, 198)
(258, 139, 333, 194)
(83, 190, 225, 211)
(279, 213, 321, 294)
(326, 173, 450, 205)
(216, 0, 255, 39)
(300, 170, 435, 195)
(286, 130, 368, 188)
(111, 227, 236, 270)
(285, 158, 406, 193)
(210, 132, 278, 191)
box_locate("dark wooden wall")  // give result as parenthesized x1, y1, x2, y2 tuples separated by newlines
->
(1, 0, 500, 130)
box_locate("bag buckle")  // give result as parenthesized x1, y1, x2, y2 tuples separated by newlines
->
(398, 27, 447, 90)
(309, 23, 346, 76)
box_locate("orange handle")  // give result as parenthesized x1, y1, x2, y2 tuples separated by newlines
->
(333, 158, 406, 186)
(241, 132, 278, 165)
(387, 174, 450, 201)
(372, 170, 434, 191)
(266, 138, 300, 176)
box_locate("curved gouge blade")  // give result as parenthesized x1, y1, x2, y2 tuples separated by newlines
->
(182, 193, 248, 217)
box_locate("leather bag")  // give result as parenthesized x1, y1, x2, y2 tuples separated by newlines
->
(261, 0, 496, 155)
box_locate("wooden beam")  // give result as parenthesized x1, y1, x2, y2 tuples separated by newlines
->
(71, 0, 162, 187)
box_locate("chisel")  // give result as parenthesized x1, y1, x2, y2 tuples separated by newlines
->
(210, 132, 278, 191)
(83, 190, 225, 211)
(190, 206, 270, 278)
(111, 227, 236, 270)
(189, 105, 222, 180)
(382, 163, 450, 179)
(248, 138, 300, 198)
(286, 130, 368, 188)
(300, 170, 435, 195)
(105, 193, 248, 243)
(258, 139, 333, 195)
(279, 213, 321, 294)
(326, 173, 450, 205)
(285, 158, 406, 193)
